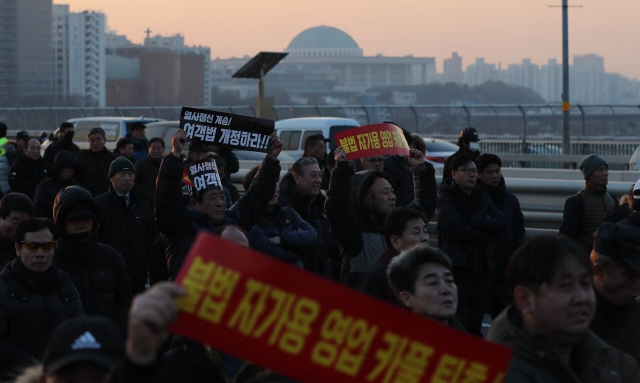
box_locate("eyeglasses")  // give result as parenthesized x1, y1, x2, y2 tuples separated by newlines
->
(20, 241, 56, 252)
(457, 168, 478, 175)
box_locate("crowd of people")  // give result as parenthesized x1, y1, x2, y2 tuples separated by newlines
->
(0, 120, 638, 382)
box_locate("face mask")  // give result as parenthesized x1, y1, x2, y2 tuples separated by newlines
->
(469, 142, 479, 152)
(64, 131, 75, 141)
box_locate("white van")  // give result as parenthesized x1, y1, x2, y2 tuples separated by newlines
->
(275, 117, 360, 159)
(61, 116, 164, 151)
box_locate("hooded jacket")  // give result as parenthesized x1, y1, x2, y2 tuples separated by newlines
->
(43, 135, 79, 164)
(155, 154, 280, 279)
(8, 152, 52, 200)
(326, 161, 436, 287)
(33, 151, 79, 219)
(52, 186, 132, 333)
(487, 305, 640, 383)
(436, 183, 505, 280)
(0, 258, 82, 375)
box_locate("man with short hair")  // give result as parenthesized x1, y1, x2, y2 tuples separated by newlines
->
(488, 234, 640, 382)
(359, 156, 385, 172)
(278, 156, 336, 279)
(358, 208, 429, 306)
(387, 244, 462, 327)
(0, 218, 83, 377)
(0, 192, 33, 269)
(560, 154, 617, 249)
(9, 138, 52, 200)
(53, 185, 132, 332)
(76, 127, 116, 196)
(44, 122, 79, 163)
(96, 157, 155, 295)
(126, 121, 149, 163)
(476, 153, 526, 317)
(133, 137, 164, 206)
(302, 134, 328, 169)
(590, 222, 640, 365)
(114, 137, 134, 163)
(441, 127, 481, 185)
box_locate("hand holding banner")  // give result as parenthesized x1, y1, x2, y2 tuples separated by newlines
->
(334, 123, 411, 160)
(180, 107, 274, 153)
(169, 233, 512, 383)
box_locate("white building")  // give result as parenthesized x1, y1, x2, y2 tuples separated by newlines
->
(53, 4, 106, 107)
(503, 59, 540, 94)
(464, 58, 500, 87)
(539, 59, 563, 102)
(571, 54, 609, 104)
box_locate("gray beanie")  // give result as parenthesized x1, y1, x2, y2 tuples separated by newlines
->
(579, 154, 607, 180)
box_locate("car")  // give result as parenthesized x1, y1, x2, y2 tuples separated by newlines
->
(275, 117, 360, 159)
(423, 137, 458, 166)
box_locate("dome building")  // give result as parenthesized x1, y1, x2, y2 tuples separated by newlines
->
(211, 26, 436, 101)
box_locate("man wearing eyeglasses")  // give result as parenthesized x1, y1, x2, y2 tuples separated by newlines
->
(476, 153, 526, 319)
(437, 154, 505, 336)
(0, 218, 83, 378)
(359, 156, 385, 172)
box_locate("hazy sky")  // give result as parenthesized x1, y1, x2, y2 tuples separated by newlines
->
(56, 0, 640, 80)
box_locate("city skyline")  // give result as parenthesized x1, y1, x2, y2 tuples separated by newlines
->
(55, 0, 640, 81)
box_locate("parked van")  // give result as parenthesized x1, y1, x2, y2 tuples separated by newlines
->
(275, 117, 360, 159)
(47, 116, 165, 152)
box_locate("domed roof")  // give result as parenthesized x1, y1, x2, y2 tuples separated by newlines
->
(287, 26, 360, 50)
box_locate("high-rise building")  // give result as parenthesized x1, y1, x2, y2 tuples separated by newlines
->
(464, 58, 500, 86)
(53, 4, 106, 107)
(0, 0, 53, 106)
(540, 59, 562, 102)
(571, 53, 609, 103)
(503, 59, 539, 94)
(443, 52, 463, 84)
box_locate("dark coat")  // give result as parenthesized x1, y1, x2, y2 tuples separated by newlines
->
(8, 153, 52, 199)
(357, 247, 403, 307)
(0, 259, 83, 373)
(33, 150, 79, 219)
(278, 172, 336, 279)
(488, 305, 640, 383)
(155, 154, 280, 279)
(76, 148, 116, 196)
(43, 138, 79, 164)
(383, 155, 413, 206)
(96, 187, 156, 295)
(559, 184, 617, 249)
(133, 155, 161, 206)
(248, 205, 317, 266)
(590, 291, 640, 366)
(437, 183, 505, 280)
(478, 176, 526, 276)
(326, 161, 437, 287)
(125, 134, 149, 163)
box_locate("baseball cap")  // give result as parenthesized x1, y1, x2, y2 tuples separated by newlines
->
(595, 222, 640, 275)
(459, 127, 479, 142)
(42, 316, 124, 375)
(633, 178, 640, 200)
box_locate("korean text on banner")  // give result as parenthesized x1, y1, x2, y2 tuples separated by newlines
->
(169, 233, 512, 383)
(180, 107, 274, 153)
(333, 123, 411, 160)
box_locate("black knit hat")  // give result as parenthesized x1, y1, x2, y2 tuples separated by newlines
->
(109, 156, 136, 178)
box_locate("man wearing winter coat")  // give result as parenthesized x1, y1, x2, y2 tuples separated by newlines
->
(33, 151, 79, 219)
(76, 127, 116, 196)
(487, 235, 640, 383)
(9, 138, 52, 200)
(326, 146, 436, 288)
(52, 185, 132, 333)
(133, 137, 164, 206)
(155, 129, 282, 279)
(43, 122, 79, 164)
(0, 218, 83, 378)
(96, 157, 155, 295)
(437, 154, 505, 336)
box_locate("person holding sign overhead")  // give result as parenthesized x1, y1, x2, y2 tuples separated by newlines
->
(326, 125, 437, 288)
(155, 128, 283, 279)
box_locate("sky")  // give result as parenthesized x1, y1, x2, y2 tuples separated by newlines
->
(55, 0, 640, 80)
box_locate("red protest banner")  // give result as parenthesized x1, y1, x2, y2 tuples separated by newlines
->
(334, 123, 411, 160)
(170, 233, 512, 383)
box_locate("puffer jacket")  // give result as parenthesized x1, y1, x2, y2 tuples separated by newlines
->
(155, 154, 280, 279)
(248, 205, 317, 266)
(488, 305, 640, 383)
(52, 185, 132, 333)
(0, 258, 82, 375)
(33, 150, 79, 219)
(437, 183, 505, 280)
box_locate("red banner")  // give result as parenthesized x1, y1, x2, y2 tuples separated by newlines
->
(170, 233, 512, 383)
(334, 123, 411, 160)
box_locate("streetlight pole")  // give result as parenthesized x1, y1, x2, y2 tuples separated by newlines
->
(562, 0, 571, 156)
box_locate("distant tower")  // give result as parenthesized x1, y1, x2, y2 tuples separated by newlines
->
(443, 52, 463, 84)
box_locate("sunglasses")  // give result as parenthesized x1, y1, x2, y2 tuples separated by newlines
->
(20, 241, 56, 252)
